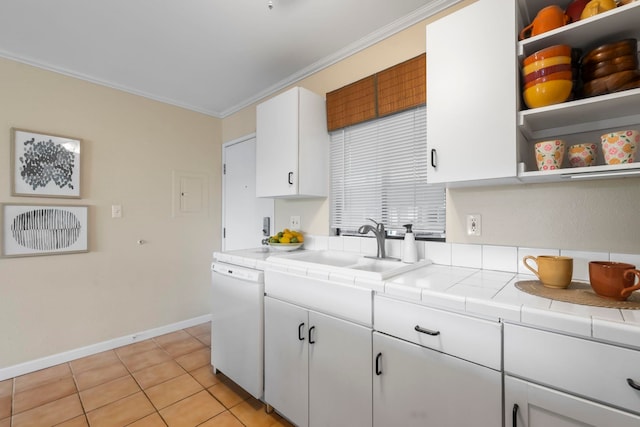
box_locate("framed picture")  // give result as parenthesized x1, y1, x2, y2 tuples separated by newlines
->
(1, 204, 89, 257)
(11, 128, 82, 198)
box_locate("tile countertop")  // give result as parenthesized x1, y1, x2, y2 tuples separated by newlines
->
(214, 249, 640, 351)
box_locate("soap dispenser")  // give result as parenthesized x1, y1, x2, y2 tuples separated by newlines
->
(402, 224, 418, 264)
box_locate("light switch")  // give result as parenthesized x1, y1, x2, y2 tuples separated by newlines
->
(112, 205, 122, 218)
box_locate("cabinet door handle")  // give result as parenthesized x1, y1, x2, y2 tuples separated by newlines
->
(298, 322, 305, 341)
(415, 325, 440, 336)
(628, 378, 640, 390)
(512, 404, 519, 427)
(288, 171, 293, 185)
(430, 148, 437, 168)
(375, 352, 383, 375)
(308, 326, 315, 344)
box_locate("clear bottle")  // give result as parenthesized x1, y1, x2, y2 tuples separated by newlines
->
(402, 224, 418, 264)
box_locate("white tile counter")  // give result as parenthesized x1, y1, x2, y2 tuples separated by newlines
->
(216, 242, 640, 351)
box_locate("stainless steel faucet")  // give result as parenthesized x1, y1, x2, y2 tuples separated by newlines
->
(358, 218, 386, 258)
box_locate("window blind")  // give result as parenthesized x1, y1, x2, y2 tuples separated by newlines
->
(330, 105, 446, 237)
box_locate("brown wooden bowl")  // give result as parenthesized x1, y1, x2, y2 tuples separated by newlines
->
(582, 39, 637, 66)
(583, 69, 640, 97)
(581, 55, 639, 81)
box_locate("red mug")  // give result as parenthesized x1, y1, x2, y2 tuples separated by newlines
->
(519, 5, 569, 40)
(589, 261, 640, 301)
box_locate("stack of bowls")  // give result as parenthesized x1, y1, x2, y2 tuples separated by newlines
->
(581, 39, 640, 97)
(522, 45, 574, 109)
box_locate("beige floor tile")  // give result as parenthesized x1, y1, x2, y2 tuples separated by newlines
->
(128, 412, 168, 427)
(69, 350, 119, 374)
(184, 323, 211, 338)
(115, 339, 160, 358)
(119, 348, 172, 372)
(230, 398, 294, 427)
(12, 393, 84, 427)
(190, 365, 223, 389)
(0, 380, 11, 397)
(195, 332, 212, 347)
(14, 364, 71, 393)
(73, 360, 129, 391)
(86, 391, 155, 427)
(13, 376, 77, 414)
(55, 414, 89, 426)
(175, 348, 210, 372)
(208, 380, 251, 409)
(145, 373, 204, 410)
(199, 410, 244, 427)
(159, 390, 225, 427)
(132, 360, 186, 390)
(154, 331, 192, 347)
(79, 375, 140, 412)
(160, 336, 206, 358)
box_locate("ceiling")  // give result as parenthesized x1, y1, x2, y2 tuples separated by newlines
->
(0, 0, 457, 118)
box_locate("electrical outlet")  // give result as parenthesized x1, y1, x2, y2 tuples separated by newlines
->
(467, 214, 481, 236)
(290, 216, 301, 230)
(112, 205, 122, 218)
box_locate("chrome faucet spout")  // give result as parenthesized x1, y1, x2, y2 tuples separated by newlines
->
(358, 219, 386, 258)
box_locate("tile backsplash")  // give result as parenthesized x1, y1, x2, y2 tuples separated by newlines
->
(303, 235, 639, 275)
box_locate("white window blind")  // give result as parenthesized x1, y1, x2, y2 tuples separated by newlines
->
(330, 105, 445, 237)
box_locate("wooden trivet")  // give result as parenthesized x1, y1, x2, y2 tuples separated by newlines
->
(515, 280, 640, 309)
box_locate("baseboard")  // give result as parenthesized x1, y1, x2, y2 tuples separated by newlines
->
(0, 314, 212, 381)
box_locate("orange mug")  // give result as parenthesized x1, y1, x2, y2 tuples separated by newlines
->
(519, 5, 569, 40)
(589, 261, 640, 301)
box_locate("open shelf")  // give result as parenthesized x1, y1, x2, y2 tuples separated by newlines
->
(518, 161, 640, 183)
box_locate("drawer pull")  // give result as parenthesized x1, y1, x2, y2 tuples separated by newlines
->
(298, 322, 305, 341)
(375, 352, 382, 376)
(628, 378, 640, 391)
(415, 325, 440, 336)
(512, 404, 519, 427)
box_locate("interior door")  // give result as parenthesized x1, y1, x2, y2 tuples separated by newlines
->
(222, 135, 274, 250)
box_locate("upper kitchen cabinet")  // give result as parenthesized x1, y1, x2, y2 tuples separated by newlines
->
(426, 0, 519, 185)
(256, 87, 328, 198)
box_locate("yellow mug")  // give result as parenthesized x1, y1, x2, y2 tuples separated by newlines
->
(523, 255, 573, 288)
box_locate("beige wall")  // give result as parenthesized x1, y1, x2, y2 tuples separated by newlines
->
(0, 58, 222, 368)
(222, 0, 640, 254)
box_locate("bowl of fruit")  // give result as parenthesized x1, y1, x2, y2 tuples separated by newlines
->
(268, 229, 304, 251)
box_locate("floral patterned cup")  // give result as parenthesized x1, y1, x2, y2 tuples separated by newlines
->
(535, 140, 565, 171)
(568, 143, 597, 167)
(601, 130, 639, 165)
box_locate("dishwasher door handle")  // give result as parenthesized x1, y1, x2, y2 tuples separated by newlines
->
(415, 325, 440, 336)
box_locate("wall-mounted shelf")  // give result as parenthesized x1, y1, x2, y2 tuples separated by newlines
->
(518, 161, 640, 183)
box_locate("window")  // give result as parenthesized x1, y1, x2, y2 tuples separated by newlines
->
(330, 105, 445, 238)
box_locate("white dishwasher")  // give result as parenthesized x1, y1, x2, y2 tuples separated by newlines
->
(210, 259, 264, 399)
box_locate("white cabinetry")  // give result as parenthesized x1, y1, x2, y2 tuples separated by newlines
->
(256, 86, 328, 198)
(372, 296, 502, 426)
(264, 297, 372, 427)
(426, 0, 640, 185)
(504, 323, 640, 426)
(426, 0, 518, 185)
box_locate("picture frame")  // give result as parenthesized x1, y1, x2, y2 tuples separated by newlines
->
(1, 204, 89, 257)
(11, 128, 82, 198)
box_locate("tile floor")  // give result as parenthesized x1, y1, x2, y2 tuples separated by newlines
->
(0, 323, 293, 427)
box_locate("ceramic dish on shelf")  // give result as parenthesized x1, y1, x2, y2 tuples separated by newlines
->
(269, 242, 304, 252)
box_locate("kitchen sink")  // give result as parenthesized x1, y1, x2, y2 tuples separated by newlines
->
(267, 250, 431, 280)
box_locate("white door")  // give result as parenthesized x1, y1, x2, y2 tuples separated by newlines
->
(308, 311, 372, 427)
(264, 297, 309, 427)
(222, 135, 274, 250)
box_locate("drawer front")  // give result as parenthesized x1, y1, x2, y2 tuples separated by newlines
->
(265, 269, 373, 327)
(505, 323, 640, 414)
(374, 296, 502, 370)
